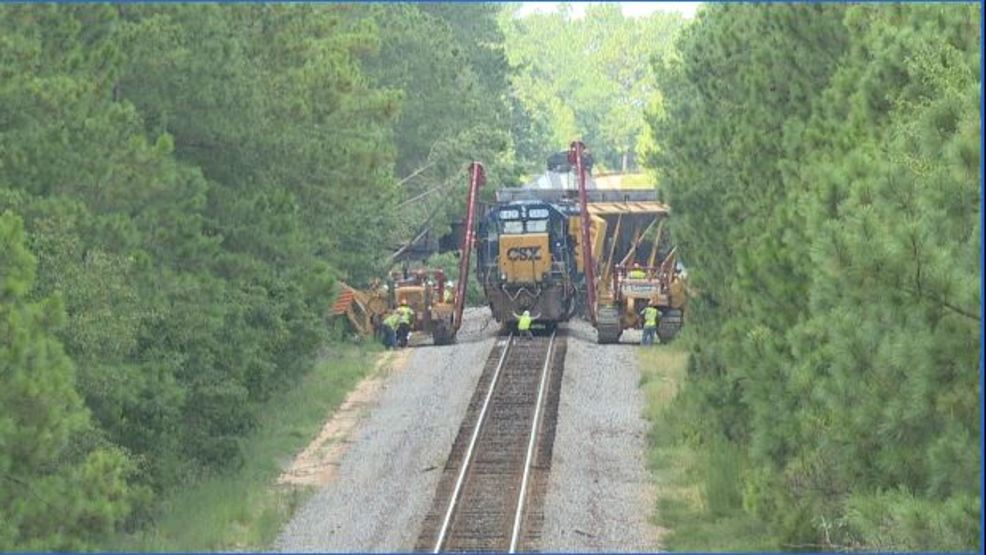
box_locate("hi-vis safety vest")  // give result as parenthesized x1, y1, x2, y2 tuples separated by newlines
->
(628, 269, 647, 279)
(383, 313, 400, 330)
(643, 306, 659, 328)
(397, 306, 414, 325)
(517, 313, 533, 331)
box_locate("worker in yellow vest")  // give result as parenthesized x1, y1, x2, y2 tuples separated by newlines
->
(396, 299, 415, 348)
(628, 262, 647, 279)
(382, 311, 400, 350)
(512, 309, 541, 340)
(641, 300, 660, 346)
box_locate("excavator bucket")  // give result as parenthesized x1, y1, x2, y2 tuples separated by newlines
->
(331, 288, 355, 316)
(331, 283, 376, 337)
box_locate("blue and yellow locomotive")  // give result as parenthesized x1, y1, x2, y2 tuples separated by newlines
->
(475, 199, 583, 327)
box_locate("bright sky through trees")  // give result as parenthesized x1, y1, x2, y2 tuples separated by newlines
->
(517, 2, 701, 19)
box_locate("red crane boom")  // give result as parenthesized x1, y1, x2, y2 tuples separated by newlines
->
(453, 162, 485, 331)
(569, 141, 596, 324)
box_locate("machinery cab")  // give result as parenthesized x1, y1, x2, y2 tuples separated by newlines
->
(607, 257, 688, 340)
(388, 269, 457, 344)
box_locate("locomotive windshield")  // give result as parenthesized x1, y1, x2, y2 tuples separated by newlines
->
(495, 204, 555, 235)
(501, 221, 524, 234)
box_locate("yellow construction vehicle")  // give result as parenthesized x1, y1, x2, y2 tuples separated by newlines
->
(388, 269, 458, 345)
(330, 163, 485, 346)
(330, 281, 390, 337)
(567, 141, 688, 343)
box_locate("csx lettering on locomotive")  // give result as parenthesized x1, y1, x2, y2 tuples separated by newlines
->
(506, 246, 542, 261)
(496, 232, 552, 283)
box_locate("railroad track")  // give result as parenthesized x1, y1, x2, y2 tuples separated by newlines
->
(415, 331, 567, 552)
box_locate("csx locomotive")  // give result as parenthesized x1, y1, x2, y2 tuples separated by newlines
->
(474, 149, 686, 340)
(475, 198, 583, 327)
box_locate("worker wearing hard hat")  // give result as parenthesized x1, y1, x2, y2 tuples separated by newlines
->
(628, 262, 647, 279)
(512, 309, 541, 340)
(641, 299, 660, 346)
(396, 298, 415, 348)
(443, 281, 455, 303)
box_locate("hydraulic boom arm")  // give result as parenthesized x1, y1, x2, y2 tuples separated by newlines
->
(570, 141, 596, 324)
(453, 162, 485, 332)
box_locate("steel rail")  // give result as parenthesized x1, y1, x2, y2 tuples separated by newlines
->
(509, 330, 557, 553)
(432, 334, 514, 553)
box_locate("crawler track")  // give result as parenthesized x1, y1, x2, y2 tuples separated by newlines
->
(415, 331, 567, 552)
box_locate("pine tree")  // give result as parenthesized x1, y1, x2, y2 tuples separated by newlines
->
(646, 3, 980, 549)
(0, 211, 139, 550)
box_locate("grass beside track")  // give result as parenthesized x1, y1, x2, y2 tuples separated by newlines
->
(109, 343, 381, 551)
(639, 344, 773, 551)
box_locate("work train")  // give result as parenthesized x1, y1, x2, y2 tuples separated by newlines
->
(331, 150, 686, 345)
(474, 148, 687, 342)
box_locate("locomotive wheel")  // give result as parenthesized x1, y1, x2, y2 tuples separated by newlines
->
(657, 309, 683, 343)
(596, 306, 622, 344)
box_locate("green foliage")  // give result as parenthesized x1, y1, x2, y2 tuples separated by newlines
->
(843, 488, 980, 551)
(0, 211, 142, 550)
(353, 3, 518, 257)
(639, 346, 776, 551)
(110, 347, 373, 551)
(502, 4, 686, 172)
(0, 4, 512, 548)
(648, 4, 981, 550)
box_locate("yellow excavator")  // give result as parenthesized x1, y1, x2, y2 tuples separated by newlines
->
(330, 163, 486, 346)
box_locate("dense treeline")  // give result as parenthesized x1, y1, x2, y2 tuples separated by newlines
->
(355, 3, 517, 245)
(0, 4, 512, 549)
(647, 4, 981, 550)
(501, 4, 684, 172)
(3, 3, 980, 550)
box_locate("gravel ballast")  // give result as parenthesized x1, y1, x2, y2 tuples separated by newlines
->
(538, 319, 663, 551)
(274, 310, 660, 552)
(273, 308, 498, 552)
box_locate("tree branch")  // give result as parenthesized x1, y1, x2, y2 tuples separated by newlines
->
(3, 472, 55, 510)
(396, 160, 437, 187)
(396, 173, 458, 208)
(900, 285, 981, 322)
